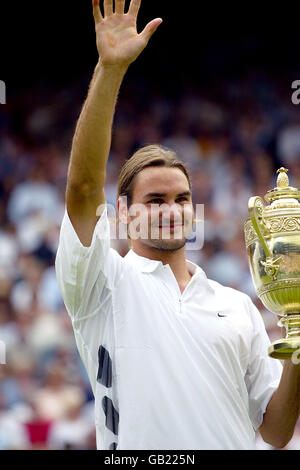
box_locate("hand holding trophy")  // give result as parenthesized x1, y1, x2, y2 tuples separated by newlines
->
(245, 168, 300, 359)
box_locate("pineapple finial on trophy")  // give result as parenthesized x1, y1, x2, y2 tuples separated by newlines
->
(276, 167, 289, 188)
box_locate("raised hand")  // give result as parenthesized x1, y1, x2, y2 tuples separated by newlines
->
(92, 0, 163, 68)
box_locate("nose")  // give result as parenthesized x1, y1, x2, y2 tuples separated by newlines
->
(161, 201, 182, 223)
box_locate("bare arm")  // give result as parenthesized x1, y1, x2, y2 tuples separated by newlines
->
(66, 0, 162, 246)
(259, 360, 300, 448)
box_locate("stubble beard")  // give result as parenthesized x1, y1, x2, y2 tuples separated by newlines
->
(145, 237, 187, 252)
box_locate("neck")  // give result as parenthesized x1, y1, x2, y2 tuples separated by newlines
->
(131, 243, 192, 285)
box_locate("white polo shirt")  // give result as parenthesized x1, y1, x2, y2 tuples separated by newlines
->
(55, 205, 282, 450)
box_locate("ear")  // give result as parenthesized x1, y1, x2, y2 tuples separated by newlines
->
(117, 196, 129, 225)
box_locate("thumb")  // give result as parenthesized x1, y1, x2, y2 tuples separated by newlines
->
(140, 18, 163, 43)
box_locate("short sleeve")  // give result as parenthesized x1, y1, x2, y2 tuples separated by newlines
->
(244, 297, 283, 431)
(55, 205, 123, 319)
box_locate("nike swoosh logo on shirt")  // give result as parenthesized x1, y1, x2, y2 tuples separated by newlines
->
(217, 313, 227, 317)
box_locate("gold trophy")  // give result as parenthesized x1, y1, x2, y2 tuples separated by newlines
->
(244, 167, 300, 359)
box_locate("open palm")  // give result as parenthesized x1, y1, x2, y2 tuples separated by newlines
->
(93, 0, 163, 67)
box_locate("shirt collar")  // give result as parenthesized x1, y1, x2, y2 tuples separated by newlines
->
(124, 249, 163, 273)
(124, 249, 214, 292)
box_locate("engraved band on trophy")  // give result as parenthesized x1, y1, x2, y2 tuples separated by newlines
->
(244, 167, 300, 359)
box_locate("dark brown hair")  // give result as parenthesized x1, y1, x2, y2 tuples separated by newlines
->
(117, 144, 192, 208)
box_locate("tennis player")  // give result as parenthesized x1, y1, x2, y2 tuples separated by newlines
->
(55, 0, 300, 450)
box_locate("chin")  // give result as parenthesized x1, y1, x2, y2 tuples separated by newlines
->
(149, 238, 187, 252)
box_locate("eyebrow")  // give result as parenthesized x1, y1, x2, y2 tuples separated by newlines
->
(143, 191, 191, 200)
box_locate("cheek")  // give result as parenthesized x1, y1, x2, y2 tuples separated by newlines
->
(183, 205, 194, 222)
(137, 210, 155, 234)
(148, 207, 160, 224)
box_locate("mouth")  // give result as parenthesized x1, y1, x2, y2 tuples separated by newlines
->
(157, 225, 184, 233)
(158, 224, 183, 229)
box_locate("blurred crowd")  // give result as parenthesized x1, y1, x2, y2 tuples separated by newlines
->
(0, 67, 299, 450)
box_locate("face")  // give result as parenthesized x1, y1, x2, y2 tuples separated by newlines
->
(119, 166, 194, 252)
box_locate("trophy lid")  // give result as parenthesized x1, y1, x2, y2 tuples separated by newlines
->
(265, 167, 300, 203)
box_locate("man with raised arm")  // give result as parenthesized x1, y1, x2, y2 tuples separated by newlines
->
(56, 0, 300, 450)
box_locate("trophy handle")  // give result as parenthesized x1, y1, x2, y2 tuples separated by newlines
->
(248, 196, 281, 280)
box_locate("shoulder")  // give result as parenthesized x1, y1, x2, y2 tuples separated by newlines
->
(207, 278, 258, 318)
(207, 278, 251, 303)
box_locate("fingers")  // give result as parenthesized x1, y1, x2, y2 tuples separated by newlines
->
(128, 0, 141, 17)
(95, 0, 143, 19)
(115, 0, 125, 15)
(104, 0, 113, 16)
(92, 0, 103, 24)
(140, 18, 163, 44)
